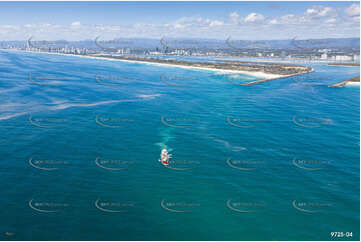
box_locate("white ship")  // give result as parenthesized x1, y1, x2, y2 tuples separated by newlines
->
(159, 149, 171, 166)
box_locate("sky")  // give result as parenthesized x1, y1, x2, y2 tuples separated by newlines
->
(0, 1, 359, 41)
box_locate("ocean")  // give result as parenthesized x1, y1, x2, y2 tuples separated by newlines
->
(0, 50, 359, 240)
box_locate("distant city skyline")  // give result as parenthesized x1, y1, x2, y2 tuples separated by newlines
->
(0, 1, 359, 41)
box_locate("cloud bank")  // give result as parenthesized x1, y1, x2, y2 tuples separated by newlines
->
(0, 4, 359, 41)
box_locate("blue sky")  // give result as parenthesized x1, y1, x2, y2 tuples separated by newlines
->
(0, 1, 359, 40)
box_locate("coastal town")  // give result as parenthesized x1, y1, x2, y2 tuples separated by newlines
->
(0, 37, 360, 63)
(0, 37, 359, 86)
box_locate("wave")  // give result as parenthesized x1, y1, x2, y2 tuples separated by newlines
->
(207, 135, 246, 152)
(49, 94, 161, 111)
(0, 112, 28, 121)
(49, 99, 140, 110)
(155, 127, 174, 152)
(136, 94, 162, 99)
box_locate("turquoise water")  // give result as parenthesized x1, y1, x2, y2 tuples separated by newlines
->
(0, 50, 359, 241)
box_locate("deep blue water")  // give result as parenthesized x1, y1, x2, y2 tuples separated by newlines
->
(0, 50, 359, 241)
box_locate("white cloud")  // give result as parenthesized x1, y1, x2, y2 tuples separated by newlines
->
(209, 20, 223, 27)
(174, 23, 185, 29)
(305, 6, 337, 18)
(3, 25, 18, 29)
(279, 14, 299, 24)
(268, 19, 279, 25)
(71, 21, 81, 26)
(204, 18, 211, 24)
(345, 4, 360, 17)
(229, 12, 239, 24)
(0, 5, 359, 41)
(70, 22, 81, 29)
(244, 13, 265, 23)
(325, 18, 337, 24)
(306, 9, 317, 15)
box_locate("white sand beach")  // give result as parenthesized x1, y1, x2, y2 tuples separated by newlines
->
(85, 54, 283, 79)
(9, 49, 283, 80)
(346, 82, 360, 86)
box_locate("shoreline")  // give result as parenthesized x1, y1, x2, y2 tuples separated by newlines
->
(89, 54, 283, 79)
(3, 49, 314, 84)
(346, 82, 360, 86)
(328, 76, 360, 87)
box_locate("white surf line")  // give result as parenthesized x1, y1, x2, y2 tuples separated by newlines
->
(0, 112, 28, 121)
(16, 49, 283, 80)
(48, 98, 154, 111)
(346, 82, 360, 86)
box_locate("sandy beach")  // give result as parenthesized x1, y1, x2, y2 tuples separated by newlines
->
(346, 82, 360, 86)
(7, 49, 284, 80)
(328, 76, 360, 87)
(86, 54, 283, 79)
